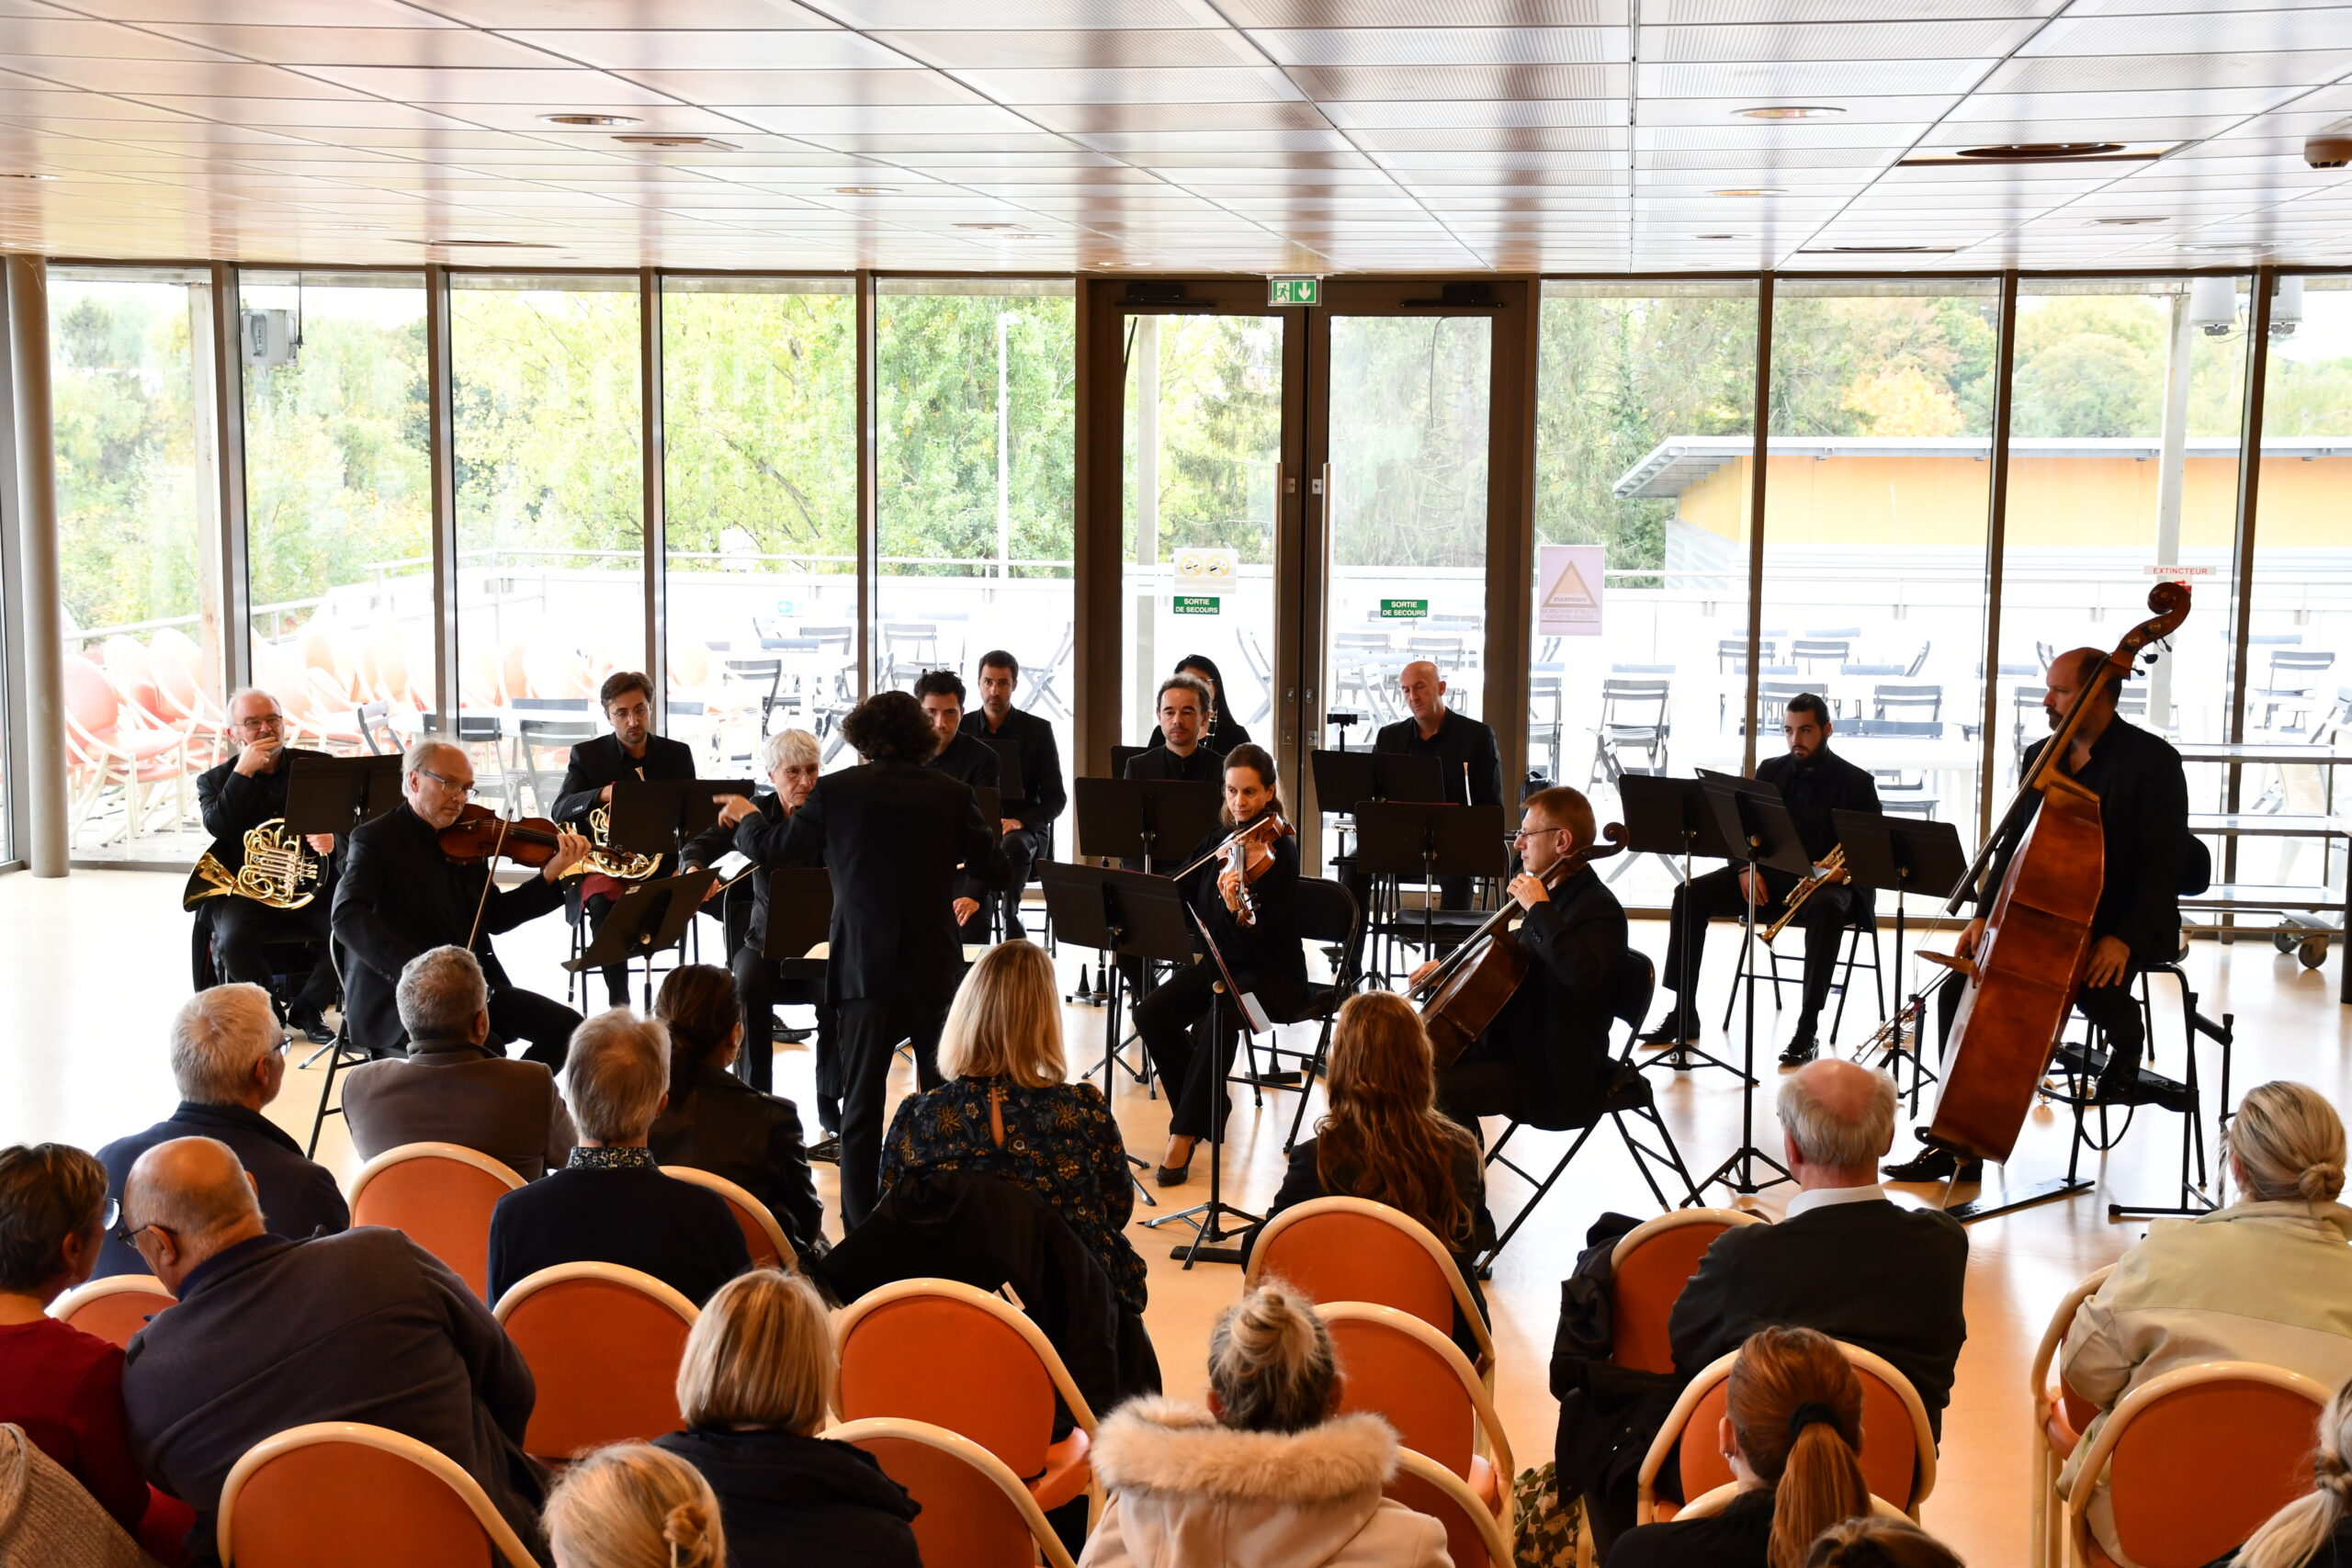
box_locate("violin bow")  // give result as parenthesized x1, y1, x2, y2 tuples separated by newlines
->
(463, 815, 512, 953)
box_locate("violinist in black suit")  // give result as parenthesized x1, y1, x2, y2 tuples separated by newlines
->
(913, 669, 1001, 943)
(752, 692, 1010, 1227)
(963, 649, 1067, 942)
(191, 688, 341, 1043)
(332, 740, 591, 1066)
(550, 671, 700, 1010)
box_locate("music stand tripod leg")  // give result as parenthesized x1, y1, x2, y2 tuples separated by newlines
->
(1697, 850, 1794, 1199)
(1142, 990, 1260, 1267)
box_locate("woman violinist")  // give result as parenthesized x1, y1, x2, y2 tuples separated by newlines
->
(1134, 743, 1307, 1185)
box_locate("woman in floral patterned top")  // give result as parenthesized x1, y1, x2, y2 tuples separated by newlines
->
(880, 940, 1148, 1314)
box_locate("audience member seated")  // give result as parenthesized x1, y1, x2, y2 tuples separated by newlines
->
(2222, 1375, 2352, 1568)
(544, 1442, 723, 1568)
(1804, 1517, 1965, 1568)
(0, 1423, 152, 1568)
(880, 940, 1146, 1317)
(1613, 1325, 1872, 1568)
(1080, 1282, 1449, 1568)
(646, 966, 823, 1258)
(1240, 989, 1494, 1358)
(488, 1011, 750, 1307)
(343, 945, 577, 1179)
(0, 1143, 190, 1562)
(2059, 1080, 2352, 1562)
(116, 1136, 547, 1566)
(654, 1269, 919, 1568)
(1582, 1060, 1968, 1555)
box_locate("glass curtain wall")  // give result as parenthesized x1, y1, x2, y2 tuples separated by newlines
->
(449, 274, 643, 816)
(876, 279, 1078, 770)
(51, 266, 228, 862)
(1534, 280, 1759, 908)
(662, 276, 856, 773)
(238, 270, 433, 746)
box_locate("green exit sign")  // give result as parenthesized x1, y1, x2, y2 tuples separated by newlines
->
(1268, 276, 1321, 307)
(1380, 598, 1430, 619)
(1173, 594, 1221, 615)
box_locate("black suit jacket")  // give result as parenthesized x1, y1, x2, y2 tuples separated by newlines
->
(650, 1061, 825, 1255)
(1984, 718, 2188, 965)
(549, 732, 698, 826)
(1123, 744, 1222, 784)
(1754, 746, 1883, 915)
(758, 761, 1009, 1006)
(962, 705, 1067, 830)
(689, 793, 821, 957)
(1466, 866, 1628, 1123)
(488, 1162, 752, 1308)
(331, 804, 566, 1057)
(1668, 1197, 1970, 1437)
(929, 733, 1002, 906)
(196, 748, 335, 860)
(94, 1101, 349, 1279)
(1373, 708, 1504, 807)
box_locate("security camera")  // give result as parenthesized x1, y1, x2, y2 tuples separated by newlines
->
(2307, 133, 2352, 168)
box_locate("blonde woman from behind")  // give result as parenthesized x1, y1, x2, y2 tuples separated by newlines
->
(544, 1442, 722, 1568)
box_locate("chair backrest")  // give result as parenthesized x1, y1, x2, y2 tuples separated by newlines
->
(1292, 875, 1361, 955)
(2032, 1265, 2115, 1439)
(1606, 1209, 1763, 1374)
(492, 1263, 698, 1461)
(348, 1143, 526, 1302)
(833, 1417, 1077, 1568)
(663, 1166, 797, 1271)
(217, 1421, 538, 1568)
(50, 1273, 175, 1349)
(1391, 1448, 1515, 1568)
(2074, 1361, 2332, 1568)
(62, 654, 125, 739)
(1242, 1197, 1493, 1375)
(1319, 1303, 1511, 1486)
(1611, 947, 1656, 1033)
(1651, 1342, 1936, 1519)
(834, 1278, 1095, 1481)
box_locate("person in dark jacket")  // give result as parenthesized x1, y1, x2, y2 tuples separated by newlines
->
(94, 984, 347, 1279)
(963, 650, 1066, 942)
(1138, 653, 1253, 754)
(648, 964, 824, 1258)
(1369, 659, 1504, 909)
(1124, 673, 1225, 784)
(914, 668, 1002, 943)
(655, 1269, 920, 1568)
(487, 1010, 750, 1307)
(116, 1136, 548, 1566)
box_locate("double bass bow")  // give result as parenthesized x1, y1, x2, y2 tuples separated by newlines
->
(1922, 581, 2191, 1165)
(1410, 820, 1628, 1066)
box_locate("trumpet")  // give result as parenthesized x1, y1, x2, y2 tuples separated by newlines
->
(1760, 845, 1845, 943)
(1849, 989, 1927, 1074)
(579, 804, 661, 882)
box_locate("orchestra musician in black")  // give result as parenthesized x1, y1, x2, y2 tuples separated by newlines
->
(550, 670, 698, 1010)
(190, 688, 341, 1043)
(1124, 673, 1223, 785)
(1351, 659, 1506, 912)
(1138, 653, 1251, 755)
(962, 649, 1066, 942)
(332, 740, 591, 1066)
(913, 669, 1001, 943)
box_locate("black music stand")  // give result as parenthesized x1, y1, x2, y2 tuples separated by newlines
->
(1832, 811, 1968, 1113)
(282, 754, 404, 838)
(1310, 750, 1442, 905)
(1351, 800, 1509, 977)
(1327, 710, 1361, 749)
(1695, 770, 1813, 1198)
(1141, 904, 1268, 1269)
(1073, 778, 1221, 874)
(1617, 774, 1744, 1080)
(565, 868, 719, 1010)
(608, 778, 758, 855)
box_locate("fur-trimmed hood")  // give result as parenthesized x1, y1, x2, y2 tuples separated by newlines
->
(1081, 1399, 1448, 1568)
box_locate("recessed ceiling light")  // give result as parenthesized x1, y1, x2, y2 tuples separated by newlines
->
(954, 221, 1017, 231)
(1961, 141, 2122, 159)
(612, 134, 736, 150)
(2090, 216, 2167, 226)
(1710, 187, 1786, 197)
(1694, 232, 1747, 240)
(1735, 106, 1844, 119)
(828, 186, 899, 196)
(2181, 243, 2267, 253)
(540, 112, 639, 128)
(393, 238, 551, 248)
(0, 172, 55, 181)
(1799, 244, 1962, 254)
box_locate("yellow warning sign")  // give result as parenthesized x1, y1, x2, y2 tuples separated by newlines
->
(1537, 544, 1604, 637)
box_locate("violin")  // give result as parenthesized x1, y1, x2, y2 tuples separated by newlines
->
(437, 803, 578, 872)
(1220, 807, 1295, 928)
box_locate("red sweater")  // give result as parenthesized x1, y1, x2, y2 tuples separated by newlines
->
(0, 1315, 153, 1532)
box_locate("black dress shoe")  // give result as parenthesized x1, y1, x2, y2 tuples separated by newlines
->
(1638, 1010, 1698, 1049)
(1884, 1144, 1984, 1183)
(288, 1010, 336, 1047)
(1778, 1036, 1818, 1069)
(807, 1135, 841, 1165)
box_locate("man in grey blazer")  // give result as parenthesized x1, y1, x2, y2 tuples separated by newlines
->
(342, 946, 576, 1180)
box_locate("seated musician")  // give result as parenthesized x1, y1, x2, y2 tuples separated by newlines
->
(1639, 693, 1880, 1067)
(1887, 647, 2188, 1181)
(550, 671, 698, 1011)
(1124, 673, 1222, 784)
(913, 669, 1001, 942)
(1138, 654, 1250, 755)
(1372, 660, 1504, 910)
(331, 739, 590, 1066)
(1132, 743, 1307, 1186)
(962, 649, 1067, 942)
(190, 687, 340, 1044)
(1411, 784, 1626, 1135)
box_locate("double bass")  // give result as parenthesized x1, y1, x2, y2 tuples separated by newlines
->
(1924, 581, 2191, 1163)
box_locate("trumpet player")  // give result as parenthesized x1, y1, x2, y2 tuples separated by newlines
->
(193, 688, 341, 1043)
(551, 671, 700, 1010)
(1638, 693, 1882, 1067)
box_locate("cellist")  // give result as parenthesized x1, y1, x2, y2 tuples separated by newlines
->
(1888, 646, 2188, 1182)
(1409, 785, 1629, 1138)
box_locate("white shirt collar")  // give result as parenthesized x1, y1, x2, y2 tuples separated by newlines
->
(1784, 1182, 1889, 1220)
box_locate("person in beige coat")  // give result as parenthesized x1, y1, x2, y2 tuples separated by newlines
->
(2058, 1080, 2352, 1562)
(1079, 1283, 1448, 1568)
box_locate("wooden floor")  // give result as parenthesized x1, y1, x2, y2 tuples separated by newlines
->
(8, 866, 2349, 1566)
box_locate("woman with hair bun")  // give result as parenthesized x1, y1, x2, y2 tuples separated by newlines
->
(1611, 1325, 1872, 1568)
(2229, 1375, 2352, 1568)
(544, 1442, 725, 1568)
(2059, 1080, 2352, 1562)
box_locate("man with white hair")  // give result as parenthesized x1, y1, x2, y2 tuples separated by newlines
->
(332, 739, 591, 1066)
(92, 983, 347, 1279)
(117, 1136, 545, 1565)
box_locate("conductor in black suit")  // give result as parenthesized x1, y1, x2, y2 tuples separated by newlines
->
(332, 739, 591, 1066)
(752, 692, 1009, 1227)
(191, 687, 341, 1042)
(913, 669, 1001, 943)
(550, 671, 699, 1010)
(963, 649, 1066, 942)
(1639, 693, 1882, 1066)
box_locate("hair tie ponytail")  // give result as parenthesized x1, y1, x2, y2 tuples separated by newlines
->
(1786, 1401, 1842, 1441)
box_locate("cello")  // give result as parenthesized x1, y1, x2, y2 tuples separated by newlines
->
(1924, 581, 2191, 1164)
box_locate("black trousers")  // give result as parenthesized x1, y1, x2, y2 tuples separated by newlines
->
(1932, 963, 2146, 1082)
(1660, 864, 1853, 1021)
(490, 986, 582, 1071)
(1134, 961, 1247, 1143)
(835, 994, 947, 1228)
(208, 897, 336, 1014)
(730, 944, 839, 1127)
(998, 826, 1045, 938)
(579, 891, 635, 1010)
(1433, 1056, 1516, 1137)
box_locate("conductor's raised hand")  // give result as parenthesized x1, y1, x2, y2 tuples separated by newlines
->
(542, 829, 593, 882)
(714, 793, 756, 828)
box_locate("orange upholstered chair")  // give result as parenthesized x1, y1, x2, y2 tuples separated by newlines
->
(833, 1416, 1077, 1568)
(1390, 1449, 1515, 1568)
(664, 1166, 797, 1272)
(1242, 1196, 1496, 1384)
(1318, 1302, 1512, 1530)
(1608, 1208, 1766, 1375)
(51, 1273, 175, 1348)
(1638, 1340, 1937, 1525)
(493, 1263, 698, 1462)
(215, 1422, 537, 1568)
(347, 1143, 526, 1302)
(2064, 1361, 2330, 1568)
(2030, 1264, 2117, 1568)
(834, 1278, 1097, 1520)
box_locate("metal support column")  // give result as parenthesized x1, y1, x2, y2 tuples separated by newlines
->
(1976, 272, 2021, 840)
(8, 255, 66, 874)
(209, 262, 252, 691)
(1741, 276, 1773, 775)
(425, 265, 460, 728)
(639, 267, 666, 726)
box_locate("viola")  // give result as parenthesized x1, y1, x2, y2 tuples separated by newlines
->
(437, 803, 574, 870)
(1220, 808, 1295, 927)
